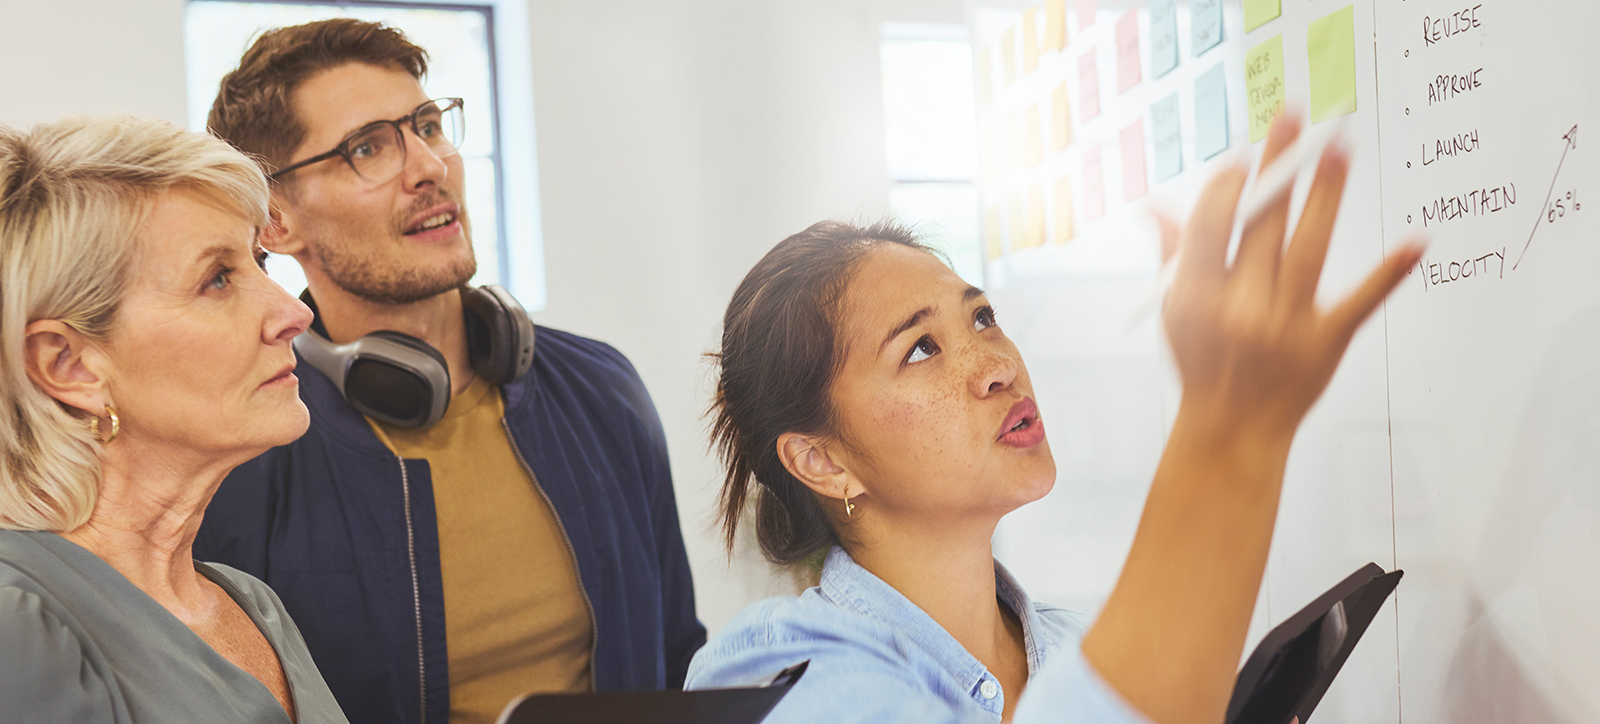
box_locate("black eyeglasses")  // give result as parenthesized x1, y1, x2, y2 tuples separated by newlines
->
(269, 98, 465, 185)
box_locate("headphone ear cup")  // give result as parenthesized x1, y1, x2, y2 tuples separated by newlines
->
(462, 285, 535, 384)
(348, 331, 452, 428)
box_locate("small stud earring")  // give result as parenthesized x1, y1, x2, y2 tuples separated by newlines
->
(844, 491, 855, 518)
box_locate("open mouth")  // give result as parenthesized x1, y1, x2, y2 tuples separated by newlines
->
(405, 211, 457, 236)
(996, 397, 1043, 445)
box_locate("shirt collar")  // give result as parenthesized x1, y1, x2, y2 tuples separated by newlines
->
(817, 546, 1048, 694)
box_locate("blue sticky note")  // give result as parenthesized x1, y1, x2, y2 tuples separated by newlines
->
(1151, 92, 1183, 182)
(1150, 0, 1179, 79)
(1192, 0, 1225, 57)
(1194, 63, 1230, 160)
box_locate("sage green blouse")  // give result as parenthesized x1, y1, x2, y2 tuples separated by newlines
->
(0, 530, 348, 723)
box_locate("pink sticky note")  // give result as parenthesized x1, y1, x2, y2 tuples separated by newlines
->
(1120, 120, 1148, 201)
(1078, 50, 1101, 121)
(1082, 146, 1106, 222)
(1116, 10, 1142, 93)
(1077, 0, 1097, 31)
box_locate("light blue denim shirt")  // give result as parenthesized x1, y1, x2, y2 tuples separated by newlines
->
(686, 547, 1151, 724)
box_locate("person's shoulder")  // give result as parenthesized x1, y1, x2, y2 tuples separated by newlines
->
(690, 589, 911, 679)
(197, 561, 284, 611)
(532, 325, 639, 379)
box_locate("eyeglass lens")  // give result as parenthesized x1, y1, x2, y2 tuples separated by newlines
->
(348, 100, 465, 183)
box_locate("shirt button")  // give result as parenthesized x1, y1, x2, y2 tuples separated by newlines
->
(979, 680, 999, 700)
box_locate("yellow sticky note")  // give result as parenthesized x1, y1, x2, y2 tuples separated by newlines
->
(1045, 0, 1067, 52)
(1053, 176, 1075, 244)
(1023, 7, 1040, 73)
(1006, 111, 1022, 170)
(985, 206, 1004, 261)
(1025, 186, 1047, 249)
(1051, 83, 1073, 151)
(1244, 0, 1281, 32)
(1002, 27, 1018, 85)
(1007, 194, 1026, 252)
(1024, 104, 1043, 167)
(1245, 35, 1285, 142)
(1308, 5, 1357, 123)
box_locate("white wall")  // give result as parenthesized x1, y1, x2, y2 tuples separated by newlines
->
(1, 0, 963, 634)
(521, 0, 964, 632)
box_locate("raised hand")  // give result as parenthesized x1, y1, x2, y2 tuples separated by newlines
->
(1164, 113, 1425, 439)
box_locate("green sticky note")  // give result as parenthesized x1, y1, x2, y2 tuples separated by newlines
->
(1308, 5, 1357, 123)
(1244, 0, 1281, 32)
(1245, 35, 1285, 142)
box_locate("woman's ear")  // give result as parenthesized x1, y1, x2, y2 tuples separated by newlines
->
(23, 320, 110, 415)
(776, 432, 859, 502)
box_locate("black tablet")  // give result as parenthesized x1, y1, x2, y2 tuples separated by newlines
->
(494, 661, 807, 724)
(1224, 563, 1403, 724)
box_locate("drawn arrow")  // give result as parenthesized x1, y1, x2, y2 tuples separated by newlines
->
(1514, 124, 1579, 270)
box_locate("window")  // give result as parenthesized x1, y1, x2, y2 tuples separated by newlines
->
(880, 23, 982, 286)
(185, 0, 546, 308)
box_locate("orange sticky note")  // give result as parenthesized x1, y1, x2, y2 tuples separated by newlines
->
(1051, 83, 1074, 151)
(1025, 104, 1044, 167)
(1045, 0, 1067, 52)
(1054, 176, 1076, 244)
(1007, 194, 1026, 252)
(1025, 186, 1047, 248)
(1023, 6, 1041, 73)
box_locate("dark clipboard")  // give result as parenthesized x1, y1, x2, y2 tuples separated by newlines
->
(493, 661, 808, 724)
(1224, 563, 1403, 724)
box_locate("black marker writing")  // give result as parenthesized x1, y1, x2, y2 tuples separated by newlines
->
(1422, 183, 1517, 228)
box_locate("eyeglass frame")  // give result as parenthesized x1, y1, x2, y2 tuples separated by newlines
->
(267, 97, 466, 183)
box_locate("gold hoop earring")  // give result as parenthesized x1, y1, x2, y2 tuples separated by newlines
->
(89, 404, 119, 445)
(844, 492, 855, 518)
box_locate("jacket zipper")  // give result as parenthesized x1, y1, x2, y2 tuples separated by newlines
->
(502, 418, 600, 693)
(397, 456, 428, 724)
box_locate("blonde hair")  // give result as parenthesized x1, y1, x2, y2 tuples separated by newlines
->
(0, 116, 270, 531)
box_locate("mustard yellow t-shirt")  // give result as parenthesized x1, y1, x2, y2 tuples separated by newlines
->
(370, 376, 593, 724)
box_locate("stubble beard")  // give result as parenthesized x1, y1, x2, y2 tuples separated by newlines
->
(314, 191, 478, 305)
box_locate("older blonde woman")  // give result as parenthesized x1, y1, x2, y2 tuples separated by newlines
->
(0, 116, 347, 723)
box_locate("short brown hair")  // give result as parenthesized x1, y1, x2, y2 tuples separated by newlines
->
(709, 220, 937, 565)
(208, 18, 428, 172)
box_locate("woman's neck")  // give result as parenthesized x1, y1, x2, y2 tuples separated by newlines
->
(847, 519, 1019, 673)
(61, 437, 233, 614)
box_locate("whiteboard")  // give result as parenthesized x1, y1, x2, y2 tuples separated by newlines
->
(970, 1, 1600, 722)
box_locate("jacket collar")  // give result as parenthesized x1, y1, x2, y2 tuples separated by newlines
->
(817, 546, 1048, 694)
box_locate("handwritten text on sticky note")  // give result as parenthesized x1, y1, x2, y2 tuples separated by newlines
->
(1151, 93, 1183, 182)
(1150, 0, 1179, 79)
(1192, 0, 1224, 56)
(1246, 35, 1285, 142)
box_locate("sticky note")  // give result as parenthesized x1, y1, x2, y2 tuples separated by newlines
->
(979, 126, 999, 181)
(1002, 27, 1018, 85)
(1006, 111, 1023, 170)
(1077, 0, 1096, 32)
(1121, 120, 1148, 201)
(984, 206, 1004, 261)
(1116, 10, 1142, 93)
(1245, 35, 1285, 143)
(1195, 62, 1231, 160)
(1078, 50, 1101, 120)
(1151, 92, 1183, 182)
(1082, 146, 1106, 221)
(1023, 6, 1041, 73)
(1308, 5, 1358, 123)
(1244, 0, 1281, 32)
(1192, 0, 1224, 56)
(977, 50, 994, 108)
(1051, 83, 1074, 151)
(1008, 194, 1026, 251)
(1025, 103, 1044, 167)
(1045, 0, 1067, 52)
(1025, 185, 1047, 249)
(1150, 0, 1179, 79)
(1053, 176, 1076, 244)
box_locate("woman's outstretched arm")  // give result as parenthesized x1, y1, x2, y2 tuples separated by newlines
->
(1080, 114, 1424, 724)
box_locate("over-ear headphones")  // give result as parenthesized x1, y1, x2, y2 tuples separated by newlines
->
(293, 285, 536, 429)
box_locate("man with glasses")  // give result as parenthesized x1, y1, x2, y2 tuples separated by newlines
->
(195, 19, 705, 724)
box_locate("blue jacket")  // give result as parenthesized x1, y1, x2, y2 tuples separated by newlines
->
(195, 325, 706, 724)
